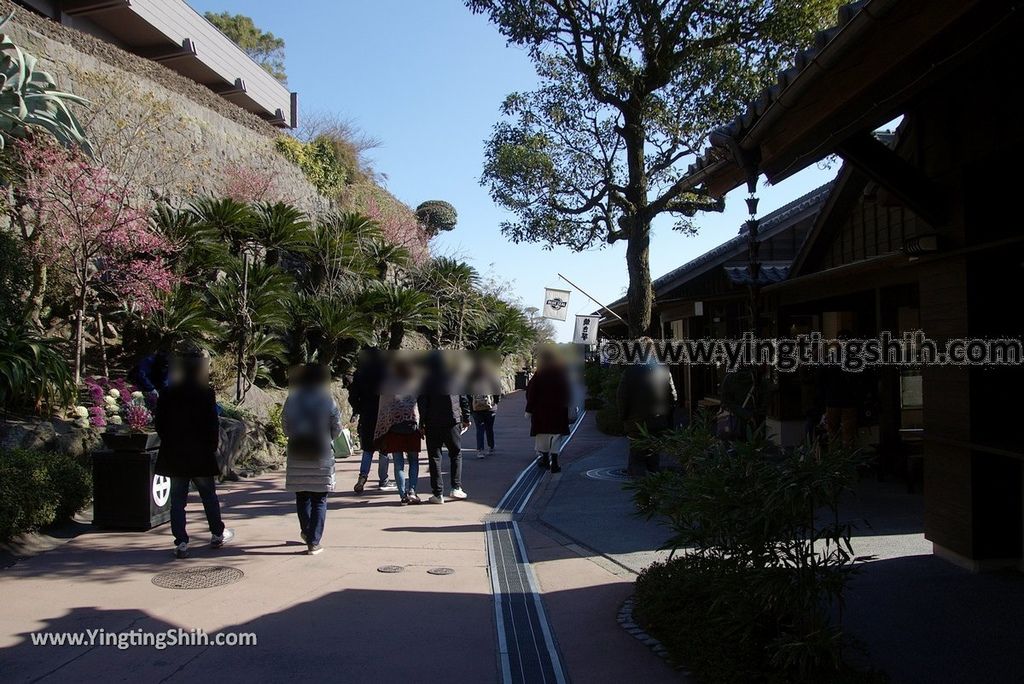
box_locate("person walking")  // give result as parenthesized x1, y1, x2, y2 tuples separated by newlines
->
(375, 355, 424, 505)
(348, 348, 396, 493)
(154, 349, 233, 560)
(418, 352, 471, 503)
(525, 348, 571, 474)
(618, 344, 677, 476)
(468, 358, 502, 459)
(282, 363, 342, 556)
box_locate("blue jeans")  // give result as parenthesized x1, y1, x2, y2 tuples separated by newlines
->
(473, 411, 496, 450)
(358, 450, 392, 485)
(295, 491, 328, 545)
(392, 451, 419, 497)
(169, 476, 225, 546)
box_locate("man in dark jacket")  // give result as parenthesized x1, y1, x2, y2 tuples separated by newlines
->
(618, 346, 677, 476)
(418, 352, 471, 504)
(154, 350, 234, 559)
(348, 348, 396, 493)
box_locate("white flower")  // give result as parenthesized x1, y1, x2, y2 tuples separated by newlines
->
(104, 395, 117, 406)
(109, 415, 123, 425)
(74, 406, 89, 418)
(108, 388, 120, 399)
(75, 417, 90, 429)
(131, 391, 144, 400)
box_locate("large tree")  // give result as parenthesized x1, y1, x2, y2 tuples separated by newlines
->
(469, 0, 841, 337)
(205, 11, 287, 83)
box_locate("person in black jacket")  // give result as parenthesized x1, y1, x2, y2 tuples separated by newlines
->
(348, 348, 396, 493)
(618, 341, 676, 476)
(154, 349, 234, 559)
(418, 351, 471, 504)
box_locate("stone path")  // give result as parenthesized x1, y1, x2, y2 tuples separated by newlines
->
(0, 391, 680, 683)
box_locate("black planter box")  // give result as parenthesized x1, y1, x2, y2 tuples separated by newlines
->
(92, 446, 171, 530)
(101, 431, 161, 452)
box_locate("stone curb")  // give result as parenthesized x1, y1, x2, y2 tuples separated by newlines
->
(617, 595, 691, 677)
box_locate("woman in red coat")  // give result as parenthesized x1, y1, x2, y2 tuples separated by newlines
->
(525, 348, 571, 473)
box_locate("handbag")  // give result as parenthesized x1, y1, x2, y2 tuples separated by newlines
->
(333, 428, 354, 459)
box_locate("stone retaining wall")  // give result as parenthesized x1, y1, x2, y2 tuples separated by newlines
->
(2, 1, 322, 211)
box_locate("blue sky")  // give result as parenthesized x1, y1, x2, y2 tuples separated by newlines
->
(190, 0, 834, 341)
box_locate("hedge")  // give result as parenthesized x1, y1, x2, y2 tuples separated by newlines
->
(0, 448, 92, 542)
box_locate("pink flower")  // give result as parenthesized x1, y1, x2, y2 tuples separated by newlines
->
(124, 404, 153, 432)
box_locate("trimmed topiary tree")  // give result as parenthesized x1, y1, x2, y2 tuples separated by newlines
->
(415, 200, 458, 236)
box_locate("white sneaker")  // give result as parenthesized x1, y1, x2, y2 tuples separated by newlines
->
(477, 450, 486, 460)
(211, 528, 234, 548)
(427, 494, 445, 505)
(449, 488, 468, 500)
(487, 447, 495, 456)
(174, 542, 189, 559)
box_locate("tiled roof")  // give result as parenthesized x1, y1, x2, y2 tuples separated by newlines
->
(724, 264, 790, 286)
(600, 180, 834, 312)
(684, 0, 873, 185)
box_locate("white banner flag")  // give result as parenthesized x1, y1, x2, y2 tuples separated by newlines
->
(573, 315, 600, 344)
(542, 288, 571, 321)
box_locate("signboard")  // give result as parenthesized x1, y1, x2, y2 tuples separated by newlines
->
(573, 315, 600, 344)
(542, 288, 571, 321)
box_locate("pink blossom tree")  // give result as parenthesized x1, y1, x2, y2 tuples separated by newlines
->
(15, 138, 178, 382)
(222, 162, 283, 204)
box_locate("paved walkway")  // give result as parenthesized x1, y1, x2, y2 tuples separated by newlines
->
(0, 392, 679, 683)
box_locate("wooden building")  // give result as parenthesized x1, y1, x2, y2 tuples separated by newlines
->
(659, 0, 1024, 570)
(599, 182, 832, 416)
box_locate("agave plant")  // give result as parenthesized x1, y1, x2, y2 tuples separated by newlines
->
(0, 12, 92, 154)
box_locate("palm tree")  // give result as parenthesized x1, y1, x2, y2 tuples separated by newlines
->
(150, 204, 227, 275)
(306, 212, 381, 294)
(208, 261, 294, 400)
(134, 286, 223, 351)
(468, 296, 538, 357)
(414, 256, 487, 348)
(188, 196, 256, 260)
(362, 238, 411, 282)
(301, 295, 373, 368)
(367, 283, 438, 350)
(251, 201, 312, 266)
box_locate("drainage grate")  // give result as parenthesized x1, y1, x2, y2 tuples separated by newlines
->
(584, 467, 632, 482)
(377, 565, 404, 574)
(427, 567, 455, 576)
(152, 566, 243, 590)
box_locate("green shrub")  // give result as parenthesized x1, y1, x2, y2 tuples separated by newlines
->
(0, 325, 76, 415)
(47, 451, 92, 520)
(0, 448, 90, 541)
(0, 449, 56, 541)
(629, 418, 870, 682)
(0, 230, 31, 329)
(276, 135, 349, 197)
(266, 403, 287, 447)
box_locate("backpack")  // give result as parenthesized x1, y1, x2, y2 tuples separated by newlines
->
(472, 394, 495, 411)
(287, 394, 328, 459)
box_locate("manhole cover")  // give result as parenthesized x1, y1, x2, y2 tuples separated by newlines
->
(584, 467, 632, 482)
(377, 565, 404, 574)
(152, 566, 243, 590)
(427, 567, 455, 576)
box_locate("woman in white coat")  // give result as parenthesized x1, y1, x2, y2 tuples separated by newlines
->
(282, 364, 342, 555)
